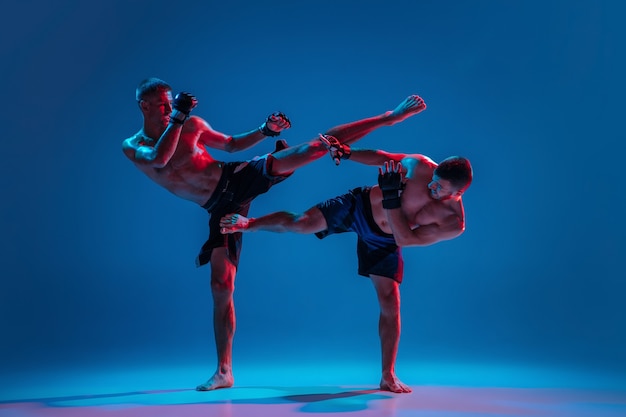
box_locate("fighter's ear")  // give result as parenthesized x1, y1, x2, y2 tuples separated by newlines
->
(453, 188, 465, 197)
(138, 99, 148, 112)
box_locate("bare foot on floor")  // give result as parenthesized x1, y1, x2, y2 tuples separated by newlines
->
(388, 95, 427, 123)
(196, 372, 234, 391)
(380, 375, 412, 393)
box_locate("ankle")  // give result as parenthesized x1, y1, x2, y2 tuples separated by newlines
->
(381, 369, 396, 379)
(383, 110, 396, 125)
(218, 365, 232, 375)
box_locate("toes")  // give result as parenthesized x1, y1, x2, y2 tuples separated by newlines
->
(381, 378, 412, 393)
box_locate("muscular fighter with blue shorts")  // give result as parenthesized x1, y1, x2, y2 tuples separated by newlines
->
(220, 136, 473, 393)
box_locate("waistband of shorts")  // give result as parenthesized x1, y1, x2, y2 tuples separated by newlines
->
(357, 186, 395, 238)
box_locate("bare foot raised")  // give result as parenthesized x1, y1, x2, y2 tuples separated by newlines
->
(380, 375, 412, 393)
(220, 214, 250, 234)
(196, 372, 234, 391)
(388, 95, 427, 124)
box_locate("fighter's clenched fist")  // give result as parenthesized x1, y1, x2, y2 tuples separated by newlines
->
(259, 111, 291, 136)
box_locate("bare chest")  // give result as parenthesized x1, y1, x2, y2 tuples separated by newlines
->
(370, 185, 457, 234)
(135, 137, 221, 204)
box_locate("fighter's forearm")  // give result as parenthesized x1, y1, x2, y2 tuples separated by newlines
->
(385, 208, 441, 247)
(150, 93, 196, 165)
(149, 123, 184, 167)
(226, 111, 290, 152)
(349, 149, 407, 166)
(384, 208, 419, 247)
(386, 209, 462, 247)
(226, 129, 269, 152)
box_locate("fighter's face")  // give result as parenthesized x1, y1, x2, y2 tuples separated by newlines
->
(428, 174, 457, 200)
(140, 90, 173, 129)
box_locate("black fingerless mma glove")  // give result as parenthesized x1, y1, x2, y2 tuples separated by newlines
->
(170, 92, 198, 124)
(259, 123, 279, 136)
(378, 170, 404, 209)
(259, 112, 290, 136)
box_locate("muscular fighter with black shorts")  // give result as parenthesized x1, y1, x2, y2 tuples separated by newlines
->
(122, 77, 426, 390)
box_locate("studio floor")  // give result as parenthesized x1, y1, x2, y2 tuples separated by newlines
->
(1, 361, 625, 417)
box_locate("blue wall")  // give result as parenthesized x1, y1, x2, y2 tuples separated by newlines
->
(1, 0, 624, 377)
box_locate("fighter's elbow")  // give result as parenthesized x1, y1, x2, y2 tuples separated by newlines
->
(141, 152, 171, 168)
(151, 160, 168, 169)
(222, 137, 240, 153)
(454, 220, 466, 237)
(394, 235, 431, 248)
(443, 216, 465, 238)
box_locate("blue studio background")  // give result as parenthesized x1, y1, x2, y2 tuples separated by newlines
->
(1, 0, 624, 384)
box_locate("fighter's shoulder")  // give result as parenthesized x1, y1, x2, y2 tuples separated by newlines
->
(185, 115, 211, 130)
(182, 116, 220, 139)
(402, 154, 436, 172)
(401, 154, 435, 164)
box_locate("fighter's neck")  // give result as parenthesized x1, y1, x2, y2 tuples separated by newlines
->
(140, 124, 166, 141)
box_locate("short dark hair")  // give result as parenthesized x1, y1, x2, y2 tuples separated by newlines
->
(135, 78, 171, 101)
(434, 156, 473, 190)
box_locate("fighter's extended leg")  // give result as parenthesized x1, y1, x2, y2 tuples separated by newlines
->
(323, 95, 426, 145)
(220, 207, 327, 235)
(196, 248, 237, 391)
(269, 95, 426, 175)
(371, 275, 412, 394)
